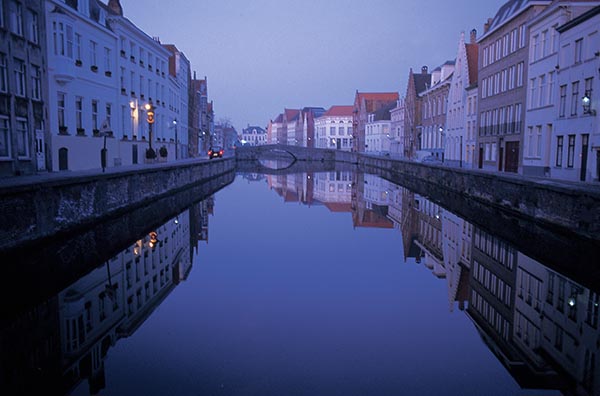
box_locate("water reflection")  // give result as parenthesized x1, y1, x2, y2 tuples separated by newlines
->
(1, 170, 598, 396)
(1, 197, 214, 396)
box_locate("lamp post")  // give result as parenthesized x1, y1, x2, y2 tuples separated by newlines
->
(172, 119, 178, 160)
(438, 126, 446, 163)
(582, 92, 596, 115)
(144, 100, 155, 153)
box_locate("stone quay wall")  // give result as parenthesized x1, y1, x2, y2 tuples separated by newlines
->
(0, 158, 235, 250)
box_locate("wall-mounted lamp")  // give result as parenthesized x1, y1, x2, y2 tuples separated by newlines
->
(582, 92, 596, 115)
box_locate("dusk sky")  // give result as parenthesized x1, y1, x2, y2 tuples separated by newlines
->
(126, 0, 507, 132)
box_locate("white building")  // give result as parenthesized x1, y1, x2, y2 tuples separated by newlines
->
(107, 1, 172, 165)
(523, 2, 599, 177)
(46, 0, 119, 171)
(365, 103, 394, 154)
(313, 171, 353, 210)
(441, 211, 472, 311)
(242, 125, 267, 146)
(552, 5, 600, 182)
(446, 30, 479, 168)
(45, 0, 178, 171)
(389, 98, 405, 157)
(164, 44, 191, 160)
(314, 105, 353, 151)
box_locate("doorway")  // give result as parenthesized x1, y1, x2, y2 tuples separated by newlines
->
(580, 134, 589, 181)
(505, 141, 519, 173)
(58, 147, 68, 170)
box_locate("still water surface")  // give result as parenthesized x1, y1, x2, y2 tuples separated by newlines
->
(3, 171, 597, 396)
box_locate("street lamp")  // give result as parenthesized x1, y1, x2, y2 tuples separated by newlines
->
(172, 119, 178, 159)
(144, 100, 155, 153)
(438, 126, 446, 163)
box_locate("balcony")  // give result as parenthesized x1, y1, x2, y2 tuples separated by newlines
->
(53, 57, 76, 84)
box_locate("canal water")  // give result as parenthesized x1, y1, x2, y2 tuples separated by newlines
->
(2, 170, 597, 396)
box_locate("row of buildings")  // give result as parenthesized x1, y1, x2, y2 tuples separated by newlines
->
(1, 0, 216, 176)
(261, 169, 599, 395)
(265, 0, 600, 183)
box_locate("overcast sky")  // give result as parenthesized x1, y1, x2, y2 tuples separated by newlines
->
(125, 0, 507, 131)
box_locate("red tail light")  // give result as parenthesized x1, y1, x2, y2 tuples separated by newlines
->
(219, 150, 224, 155)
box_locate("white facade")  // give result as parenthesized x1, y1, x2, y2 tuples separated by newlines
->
(108, 12, 173, 165)
(365, 115, 391, 154)
(45, 0, 180, 171)
(242, 126, 267, 146)
(552, 6, 600, 182)
(165, 46, 191, 159)
(446, 31, 477, 168)
(465, 85, 478, 167)
(314, 107, 353, 151)
(389, 99, 405, 157)
(441, 211, 472, 311)
(522, 3, 597, 177)
(46, 0, 119, 171)
(313, 171, 353, 205)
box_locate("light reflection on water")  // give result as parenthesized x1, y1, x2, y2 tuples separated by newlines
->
(4, 170, 596, 396)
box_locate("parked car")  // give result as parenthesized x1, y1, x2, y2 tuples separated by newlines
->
(208, 147, 224, 159)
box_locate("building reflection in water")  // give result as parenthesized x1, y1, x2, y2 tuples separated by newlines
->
(0, 197, 214, 396)
(2, 170, 599, 396)
(265, 171, 599, 395)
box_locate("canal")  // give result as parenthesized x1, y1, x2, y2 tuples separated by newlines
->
(1, 168, 597, 396)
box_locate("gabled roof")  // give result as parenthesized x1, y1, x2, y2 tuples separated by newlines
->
(412, 73, 431, 94)
(357, 92, 399, 102)
(273, 113, 284, 123)
(323, 105, 354, 117)
(284, 109, 301, 122)
(466, 43, 479, 85)
(371, 102, 396, 121)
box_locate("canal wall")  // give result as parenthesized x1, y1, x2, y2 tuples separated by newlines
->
(237, 145, 600, 238)
(0, 158, 235, 251)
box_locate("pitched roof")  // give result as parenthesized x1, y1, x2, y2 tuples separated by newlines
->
(371, 102, 396, 121)
(284, 109, 301, 122)
(357, 92, 399, 102)
(323, 105, 354, 117)
(323, 202, 352, 212)
(273, 113, 284, 123)
(466, 43, 479, 85)
(412, 73, 431, 94)
(482, 0, 551, 41)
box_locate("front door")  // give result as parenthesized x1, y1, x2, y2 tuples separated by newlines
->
(478, 146, 483, 169)
(580, 134, 589, 181)
(132, 144, 138, 164)
(58, 147, 68, 170)
(505, 141, 519, 173)
(35, 129, 46, 171)
(498, 147, 504, 171)
(336, 138, 341, 150)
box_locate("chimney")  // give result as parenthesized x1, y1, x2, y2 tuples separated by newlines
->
(483, 18, 493, 34)
(107, 0, 123, 16)
(470, 29, 477, 44)
(193, 71, 197, 80)
(421, 66, 428, 75)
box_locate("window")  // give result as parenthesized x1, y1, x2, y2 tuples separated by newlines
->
(584, 77, 593, 113)
(0, 0, 4, 28)
(551, 26, 559, 53)
(510, 29, 517, 52)
(28, 9, 38, 44)
(75, 96, 83, 130)
(517, 62, 524, 87)
(0, 116, 9, 158)
(515, 103, 522, 133)
(13, 58, 25, 97)
(567, 134, 575, 168)
(92, 100, 98, 130)
(541, 30, 548, 58)
(0, 53, 7, 93)
(556, 136, 563, 167)
(57, 92, 66, 128)
(9, 0, 23, 36)
(536, 126, 542, 157)
(538, 75, 546, 107)
(75, 33, 81, 61)
(52, 21, 73, 58)
(330, 126, 335, 136)
(571, 81, 579, 116)
(519, 24, 526, 48)
(527, 127, 534, 156)
(104, 47, 111, 71)
(15, 118, 28, 157)
(532, 34, 539, 62)
(575, 38, 583, 64)
(89, 40, 97, 66)
(30, 65, 40, 100)
(529, 78, 537, 109)
(548, 72, 555, 105)
(559, 85, 567, 117)
(106, 103, 112, 129)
